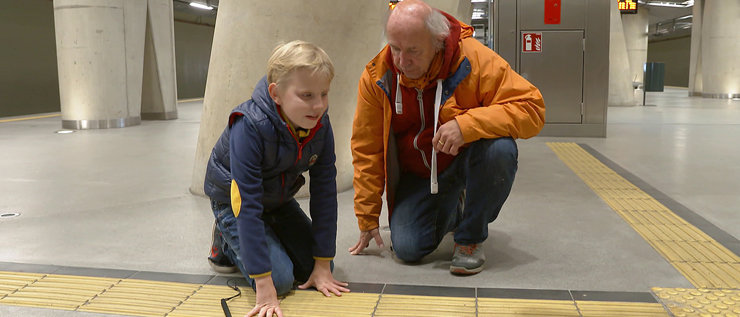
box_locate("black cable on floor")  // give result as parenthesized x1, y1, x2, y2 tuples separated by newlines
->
(220, 279, 242, 317)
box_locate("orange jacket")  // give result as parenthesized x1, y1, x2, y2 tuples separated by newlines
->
(351, 18, 545, 232)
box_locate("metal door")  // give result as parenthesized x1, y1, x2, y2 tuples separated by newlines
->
(519, 30, 584, 124)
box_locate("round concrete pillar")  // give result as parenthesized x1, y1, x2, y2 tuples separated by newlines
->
(621, 6, 649, 86)
(425, 0, 472, 24)
(608, 0, 636, 106)
(700, 0, 740, 98)
(688, 0, 703, 96)
(190, 0, 388, 196)
(53, 0, 146, 129)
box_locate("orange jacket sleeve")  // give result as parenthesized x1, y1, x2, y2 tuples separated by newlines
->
(455, 42, 546, 142)
(351, 69, 386, 231)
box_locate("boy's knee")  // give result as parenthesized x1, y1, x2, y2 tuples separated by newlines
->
(272, 272, 295, 296)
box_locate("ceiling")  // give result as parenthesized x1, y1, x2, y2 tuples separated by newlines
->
(172, 0, 219, 26)
(170, 0, 694, 35)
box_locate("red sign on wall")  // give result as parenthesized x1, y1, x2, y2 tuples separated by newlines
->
(544, 0, 561, 24)
(522, 33, 542, 53)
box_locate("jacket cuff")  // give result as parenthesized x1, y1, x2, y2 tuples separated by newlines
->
(248, 271, 272, 279)
(357, 215, 380, 232)
(454, 116, 478, 144)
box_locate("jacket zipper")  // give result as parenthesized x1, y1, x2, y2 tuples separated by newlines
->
(279, 120, 323, 203)
(412, 88, 431, 170)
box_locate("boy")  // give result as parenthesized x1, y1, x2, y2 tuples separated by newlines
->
(204, 40, 349, 317)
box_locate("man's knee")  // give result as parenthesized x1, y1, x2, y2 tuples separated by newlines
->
(474, 138, 518, 170)
(391, 235, 431, 263)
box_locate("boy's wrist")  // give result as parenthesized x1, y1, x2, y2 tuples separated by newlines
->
(313, 259, 331, 271)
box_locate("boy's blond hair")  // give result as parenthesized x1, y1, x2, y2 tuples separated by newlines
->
(267, 40, 334, 86)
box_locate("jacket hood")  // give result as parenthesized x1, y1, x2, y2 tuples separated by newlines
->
(228, 76, 284, 128)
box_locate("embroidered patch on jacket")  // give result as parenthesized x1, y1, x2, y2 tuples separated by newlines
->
(230, 179, 241, 218)
(308, 154, 319, 167)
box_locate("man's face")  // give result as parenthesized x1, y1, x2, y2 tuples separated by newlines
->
(386, 17, 438, 80)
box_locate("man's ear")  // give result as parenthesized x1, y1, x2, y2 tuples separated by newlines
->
(268, 82, 280, 105)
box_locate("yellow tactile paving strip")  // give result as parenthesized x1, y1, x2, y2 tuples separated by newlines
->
(0, 113, 61, 123)
(477, 298, 579, 316)
(374, 294, 476, 316)
(548, 142, 740, 289)
(654, 287, 740, 317)
(576, 301, 669, 317)
(0, 270, 687, 316)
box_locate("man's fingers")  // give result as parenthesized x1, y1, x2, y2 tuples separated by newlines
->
(371, 230, 386, 248)
(275, 307, 284, 317)
(320, 288, 332, 297)
(297, 282, 309, 290)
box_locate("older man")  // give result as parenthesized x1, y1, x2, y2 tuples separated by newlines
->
(349, 0, 545, 275)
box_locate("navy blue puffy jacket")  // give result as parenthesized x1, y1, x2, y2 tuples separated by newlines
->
(204, 76, 337, 277)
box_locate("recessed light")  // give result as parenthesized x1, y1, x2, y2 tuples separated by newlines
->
(55, 130, 75, 134)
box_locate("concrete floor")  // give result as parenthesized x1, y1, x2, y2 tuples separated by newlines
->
(1, 87, 739, 314)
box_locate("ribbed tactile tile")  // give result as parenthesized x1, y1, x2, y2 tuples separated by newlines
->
(279, 289, 379, 317)
(168, 284, 255, 317)
(654, 287, 740, 317)
(477, 298, 579, 317)
(0, 274, 117, 311)
(374, 294, 476, 317)
(576, 300, 669, 317)
(0, 271, 44, 299)
(77, 279, 201, 317)
(548, 142, 740, 289)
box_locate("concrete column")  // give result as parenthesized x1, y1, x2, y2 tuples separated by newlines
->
(688, 0, 703, 96)
(700, 0, 740, 98)
(608, 0, 636, 106)
(54, 0, 146, 129)
(621, 6, 649, 86)
(190, 0, 388, 196)
(141, 0, 178, 120)
(425, 0, 473, 24)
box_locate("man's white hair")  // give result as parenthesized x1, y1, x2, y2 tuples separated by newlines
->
(426, 9, 450, 51)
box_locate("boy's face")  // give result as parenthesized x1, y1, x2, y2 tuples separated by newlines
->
(269, 69, 330, 130)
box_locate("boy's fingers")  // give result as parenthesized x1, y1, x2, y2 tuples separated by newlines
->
(275, 307, 284, 317)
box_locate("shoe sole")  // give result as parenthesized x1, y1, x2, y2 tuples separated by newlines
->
(208, 259, 239, 274)
(449, 265, 483, 275)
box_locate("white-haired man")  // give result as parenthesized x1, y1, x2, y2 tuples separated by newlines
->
(349, 0, 545, 275)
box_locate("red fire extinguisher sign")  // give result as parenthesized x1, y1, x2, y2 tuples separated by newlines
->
(522, 33, 542, 53)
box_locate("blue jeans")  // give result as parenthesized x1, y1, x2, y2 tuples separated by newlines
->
(390, 137, 518, 262)
(211, 199, 325, 295)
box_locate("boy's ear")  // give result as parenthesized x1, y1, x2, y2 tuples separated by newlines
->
(268, 82, 280, 105)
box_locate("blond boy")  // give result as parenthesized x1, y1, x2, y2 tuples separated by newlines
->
(204, 41, 349, 317)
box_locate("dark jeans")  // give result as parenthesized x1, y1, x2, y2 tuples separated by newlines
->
(211, 199, 324, 295)
(390, 137, 518, 262)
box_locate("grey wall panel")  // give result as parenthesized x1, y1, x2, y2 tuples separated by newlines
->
(582, 0, 610, 135)
(648, 36, 690, 88)
(0, 0, 60, 117)
(174, 21, 214, 99)
(495, 0, 519, 67)
(519, 31, 584, 124)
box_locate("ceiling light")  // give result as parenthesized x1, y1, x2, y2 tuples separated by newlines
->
(55, 130, 74, 134)
(189, 2, 214, 10)
(638, 0, 694, 8)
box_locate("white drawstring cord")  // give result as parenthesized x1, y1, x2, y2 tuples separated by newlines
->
(395, 74, 403, 115)
(430, 79, 443, 194)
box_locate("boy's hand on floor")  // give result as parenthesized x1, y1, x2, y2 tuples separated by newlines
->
(298, 260, 350, 297)
(247, 276, 283, 317)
